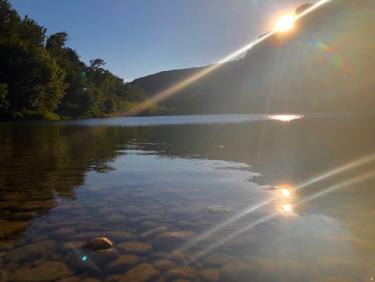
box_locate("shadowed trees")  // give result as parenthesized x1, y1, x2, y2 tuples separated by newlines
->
(0, 0, 147, 120)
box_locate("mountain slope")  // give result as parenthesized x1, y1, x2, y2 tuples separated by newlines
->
(132, 0, 375, 114)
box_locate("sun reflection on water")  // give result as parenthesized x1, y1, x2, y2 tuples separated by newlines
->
(282, 204, 293, 213)
(268, 114, 304, 122)
(276, 184, 296, 216)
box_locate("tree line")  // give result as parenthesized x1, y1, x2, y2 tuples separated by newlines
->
(0, 0, 150, 120)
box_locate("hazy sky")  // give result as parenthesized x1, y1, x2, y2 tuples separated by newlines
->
(10, 0, 310, 81)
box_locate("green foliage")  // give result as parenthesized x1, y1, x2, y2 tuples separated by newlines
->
(0, 0, 148, 120)
(0, 39, 67, 113)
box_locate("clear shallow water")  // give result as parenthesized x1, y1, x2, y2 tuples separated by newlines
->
(0, 114, 374, 281)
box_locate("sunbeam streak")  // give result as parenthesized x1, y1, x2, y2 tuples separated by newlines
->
(174, 200, 271, 255)
(193, 214, 277, 260)
(124, 0, 334, 116)
(175, 152, 375, 254)
(124, 32, 274, 116)
(193, 171, 375, 260)
(297, 153, 375, 190)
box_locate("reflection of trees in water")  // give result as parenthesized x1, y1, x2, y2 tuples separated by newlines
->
(0, 117, 374, 259)
(0, 124, 134, 237)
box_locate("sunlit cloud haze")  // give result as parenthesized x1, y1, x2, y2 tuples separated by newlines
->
(9, 0, 315, 81)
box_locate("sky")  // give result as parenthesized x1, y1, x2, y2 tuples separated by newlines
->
(10, 0, 310, 81)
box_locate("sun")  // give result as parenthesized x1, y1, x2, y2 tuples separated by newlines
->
(275, 15, 295, 32)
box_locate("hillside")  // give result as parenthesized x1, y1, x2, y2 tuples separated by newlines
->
(132, 0, 375, 114)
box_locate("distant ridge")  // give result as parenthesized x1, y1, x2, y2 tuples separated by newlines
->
(132, 0, 374, 114)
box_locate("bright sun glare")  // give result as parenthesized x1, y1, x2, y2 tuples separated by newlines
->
(281, 188, 291, 197)
(275, 15, 295, 32)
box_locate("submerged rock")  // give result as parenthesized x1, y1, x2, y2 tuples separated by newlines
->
(165, 266, 195, 280)
(62, 241, 85, 253)
(120, 263, 160, 282)
(106, 231, 136, 242)
(118, 241, 152, 254)
(154, 259, 175, 271)
(10, 211, 37, 221)
(105, 275, 122, 282)
(203, 253, 238, 267)
(9, 261, 72, 281)
(90, 248, 119, 264)
(106, 255, 140, 273)
(53, 227, 76, 237)
(221, 262, 258, 282)
(56, 277, 82, 282)
(0, 241, 13, 251)
(140, 226, 168, 240)
(0, 201, 20, 210)
(18, 200, 56, 211)
(207, 205, 232, 214)
(83, 278, 101, 282)
(107, 214, 126, 224)
(69, 232, 103, 241)
(154, 231, 194, 249)
(5, 239, 57, 263)
(82, 237, 114, 251)
(200, 268, 221, 281)
(0, 220, 27, 239)
(170, 250, 191, 264)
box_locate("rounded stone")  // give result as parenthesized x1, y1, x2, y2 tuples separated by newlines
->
(165, 266, 195, 280)
(57, 277, 82, 282)
(90, 248, 119, 264)
(105, 275, 122, 282)
(154, 259, 175, 271)
(9, 261, 73, 281)
(153, 231, 194, 249)
(106, 231, 136, 242)
(140, 226, 168, 241)
(106, 255, 140, 273)
(82, 237, 114, 251)
(118, 241, 152, 254)
(0, 221, 27, 239)
(200, 268, 220, 281)
(5, 239, 57, 263)
(207, 205, 232, 214)
(221, 262, 258, 282)
(120, 263, 160, 282)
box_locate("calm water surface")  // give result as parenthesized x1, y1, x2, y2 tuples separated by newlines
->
(0, 114, 374, 282)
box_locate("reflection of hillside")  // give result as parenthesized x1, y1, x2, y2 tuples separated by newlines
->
(120, 117, 375, 184)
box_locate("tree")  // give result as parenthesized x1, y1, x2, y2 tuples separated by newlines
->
(0, 41, 67, 113)
(20, 16, 46, 46)
(46, 32, 68, 55)
(0, 0, 148, 120)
